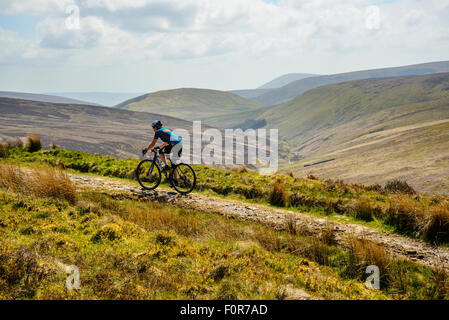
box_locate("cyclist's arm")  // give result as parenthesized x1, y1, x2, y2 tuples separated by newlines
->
(145, 138, 158, 152)
(160, 142, 168, 149)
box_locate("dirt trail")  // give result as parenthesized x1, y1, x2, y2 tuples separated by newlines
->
(69, 174, 449, 271)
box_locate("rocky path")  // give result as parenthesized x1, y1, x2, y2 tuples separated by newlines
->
(69, 173, 449, 271)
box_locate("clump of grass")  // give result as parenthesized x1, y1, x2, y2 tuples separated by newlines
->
(427, 268, 449, 299)
(285, 171, 294, 178)
(0, 164, 77, 203)
(384, 179, 416, 195)
(420, 204, 449, 244)
(385, 195, 423, 235)
(0, 142, 8, 158)
(26, 135, 42, 153)
(269, 179, 287, 207)
(350, 197, 383, 222)
(0, 165, 27, 194)
(343, 235, 391, 288)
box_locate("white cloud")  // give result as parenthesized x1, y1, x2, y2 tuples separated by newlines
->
(0, 0, 75, 15)
(0, 0, 448, 92)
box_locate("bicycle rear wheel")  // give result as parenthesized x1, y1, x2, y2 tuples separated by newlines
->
(136, 159, 161, 190)
(170, 163, 196, 195)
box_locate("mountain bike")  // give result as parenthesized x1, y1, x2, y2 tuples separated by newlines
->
(135, 146, 196, 195)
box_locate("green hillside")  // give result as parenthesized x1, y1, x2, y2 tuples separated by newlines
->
(254, 61, 449, 106)
(116, 88, 262, 121)
(252, 73, 449, 193)
(0, 98, 194, 158)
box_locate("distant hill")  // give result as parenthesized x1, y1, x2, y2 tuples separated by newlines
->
(249, 72, 449, 194)
(228, 89, 272, 100)
(0, 98, 193, 158)
(46, 92, 144, 107)
(254, 61, 449, 106)
(115, 88, 262, 121)
(258, 73, 319, 89)
(0, 91, 99, 106)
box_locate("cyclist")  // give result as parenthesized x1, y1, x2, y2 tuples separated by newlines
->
(142, 120, 182, 172)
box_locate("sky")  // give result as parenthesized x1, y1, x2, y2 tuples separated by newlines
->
(0, 0, 448, 93)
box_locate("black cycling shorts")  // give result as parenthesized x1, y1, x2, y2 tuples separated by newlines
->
(159, 143, 182, 157)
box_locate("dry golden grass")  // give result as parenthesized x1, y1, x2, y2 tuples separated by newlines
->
(385, 195, 423, 235)
(26, 135, 42, 153)
(344, 235, 391, 287)
(351, 197, 383, 222)
(0, 164, 77, 203)
(0, 142, 8, 158)
(421, 204, 449, 243)
(269, 179, 287, 207)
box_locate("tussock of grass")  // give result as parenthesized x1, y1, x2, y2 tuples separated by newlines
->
(0, 164, 77, 203)
(269, 179, 287, 206)
(384, 179, 416, 195)
(421, 204, 449, 243)
(26, 135, 42, 153)
(0, 142, 8, 158)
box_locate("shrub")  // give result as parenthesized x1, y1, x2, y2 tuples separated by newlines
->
(0, 142, 8, 158)
(91, 223, 123, 243)
(26, 135, 42, 153)
(384, 179, 416, 195)
(269, 179, 287, 207)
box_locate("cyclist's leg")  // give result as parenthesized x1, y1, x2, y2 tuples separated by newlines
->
(159, 145, 172, 167)
(173, 146, 182, 179)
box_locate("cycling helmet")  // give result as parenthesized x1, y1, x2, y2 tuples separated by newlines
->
(152, 120, 162, 129)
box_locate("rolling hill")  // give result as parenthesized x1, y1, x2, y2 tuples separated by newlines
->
(228, 89, 272, 100)
(0, 98, 194, 158)
(254, 60, 449, 106)
(0, 91, 99, 106)
(46, 92, 144, 107)
(252, 72, 449, 193)
(115, 88, 262, 121)
(258, 73, 319, 89)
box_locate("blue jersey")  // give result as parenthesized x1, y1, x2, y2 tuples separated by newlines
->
(154, 128, 181, 145)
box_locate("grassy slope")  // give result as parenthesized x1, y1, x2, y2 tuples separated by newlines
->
(115, 88, 262, 121)
(254, 60, 449, 106)
(249, 73, 449, 193)
(2, 159, 448, 300)
(0, 98, 193, 159)
(4, 147, 449, 245)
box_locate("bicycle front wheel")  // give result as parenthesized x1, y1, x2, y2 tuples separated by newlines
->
(136, 159, 161, 190)
(170, 163, 196, 195)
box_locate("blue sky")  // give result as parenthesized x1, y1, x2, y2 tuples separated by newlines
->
(0, 0, 448, 93)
